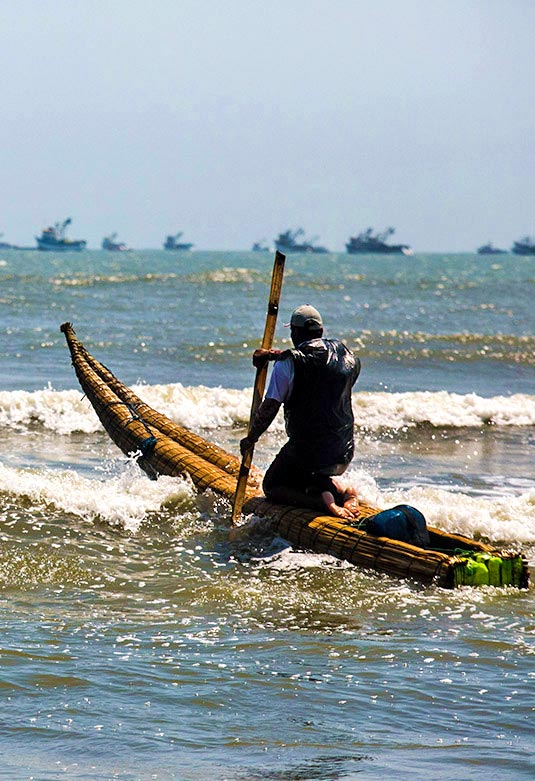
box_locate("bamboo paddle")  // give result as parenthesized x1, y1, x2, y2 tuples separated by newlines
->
(231, 250, 286, 523)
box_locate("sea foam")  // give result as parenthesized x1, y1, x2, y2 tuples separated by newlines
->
(353, 390, 535, 430)
(1, 458, 533, 549)
(0, 387, 101, 434)
(1, 384, 534, 435)
(0, 460, 196, 533)
(339, 466, 535, 547)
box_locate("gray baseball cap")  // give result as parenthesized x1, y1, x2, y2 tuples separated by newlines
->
(285, 304, 323, 329)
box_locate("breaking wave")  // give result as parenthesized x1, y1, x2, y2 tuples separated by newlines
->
(0, 459, 533, 547)
(1, 384, 535, 435)
(0, 459, 197, 534)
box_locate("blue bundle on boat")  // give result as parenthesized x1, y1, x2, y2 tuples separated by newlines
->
(366, 504, 430, 548)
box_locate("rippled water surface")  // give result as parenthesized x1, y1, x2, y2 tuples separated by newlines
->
(0, 249, 534, 779)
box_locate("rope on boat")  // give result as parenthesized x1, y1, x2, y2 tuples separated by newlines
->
(105, 400, 157, 457)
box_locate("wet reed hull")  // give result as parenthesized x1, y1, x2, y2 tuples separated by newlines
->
(60, 323, 529, 589)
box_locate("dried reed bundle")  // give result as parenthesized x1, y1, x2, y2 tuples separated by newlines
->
(61, 322, 262, 489)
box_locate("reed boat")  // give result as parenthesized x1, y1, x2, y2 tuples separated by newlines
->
(60, 322, 529, 590)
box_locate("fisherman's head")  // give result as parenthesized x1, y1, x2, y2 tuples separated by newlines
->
(285, 304, 323, 347)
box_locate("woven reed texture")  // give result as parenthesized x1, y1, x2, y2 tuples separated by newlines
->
(243, 499, 528, 588)
(427, 528, 497, 555)
(61, 322, 529, 589)
(244, 497, 453, 587)
(61, 322, 262, 489)
(60, 323, 258, 500)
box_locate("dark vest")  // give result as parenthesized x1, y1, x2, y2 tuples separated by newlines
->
(283, 338, 360, 469)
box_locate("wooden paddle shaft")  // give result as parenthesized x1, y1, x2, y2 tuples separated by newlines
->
(231, 251, 286, 523)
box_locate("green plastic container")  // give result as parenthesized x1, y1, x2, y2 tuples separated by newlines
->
(464, 557, 489, 586)
(451, 552, 524, 588)
(487, 556, 502, 586)
(500, 557, 513, 585)
(512, 557, 524, 587)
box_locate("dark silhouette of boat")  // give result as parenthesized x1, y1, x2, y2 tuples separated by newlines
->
(346, 227, 411, 255)
(274, 228, 328, 254)
(0, 233, 18, 249)
(0, 234, 36, 250)
(251, 240, 270, 252)
(512, 237, 535, 256)
(163, 232, 194, 251)
(36, 218, 86, 252)
(102, 233, 130, 251)
(477, 242, 507, 255)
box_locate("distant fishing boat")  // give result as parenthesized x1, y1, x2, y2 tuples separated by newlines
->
(346, 227, 412, 255)
(36, 218, 87, 252)
(274, 228, 328, 254)
(163, 232, 194, 251)
(251, 240, 270, 252)
(477, 243, 507, 255)
(102, 233, 130, 252)
(511, 237, 535, 256)
(0, 233, 17, 249)
(0, 236, 36, 250)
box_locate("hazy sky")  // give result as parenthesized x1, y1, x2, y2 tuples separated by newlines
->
(1, 0, 534, 251)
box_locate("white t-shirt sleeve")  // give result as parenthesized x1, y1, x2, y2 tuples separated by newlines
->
(265, 356, 294, 403)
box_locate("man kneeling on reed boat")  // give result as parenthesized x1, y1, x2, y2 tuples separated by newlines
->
(240, 304, 361, 520)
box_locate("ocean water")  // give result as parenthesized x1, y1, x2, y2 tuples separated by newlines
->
(0, 248, 534, 780)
